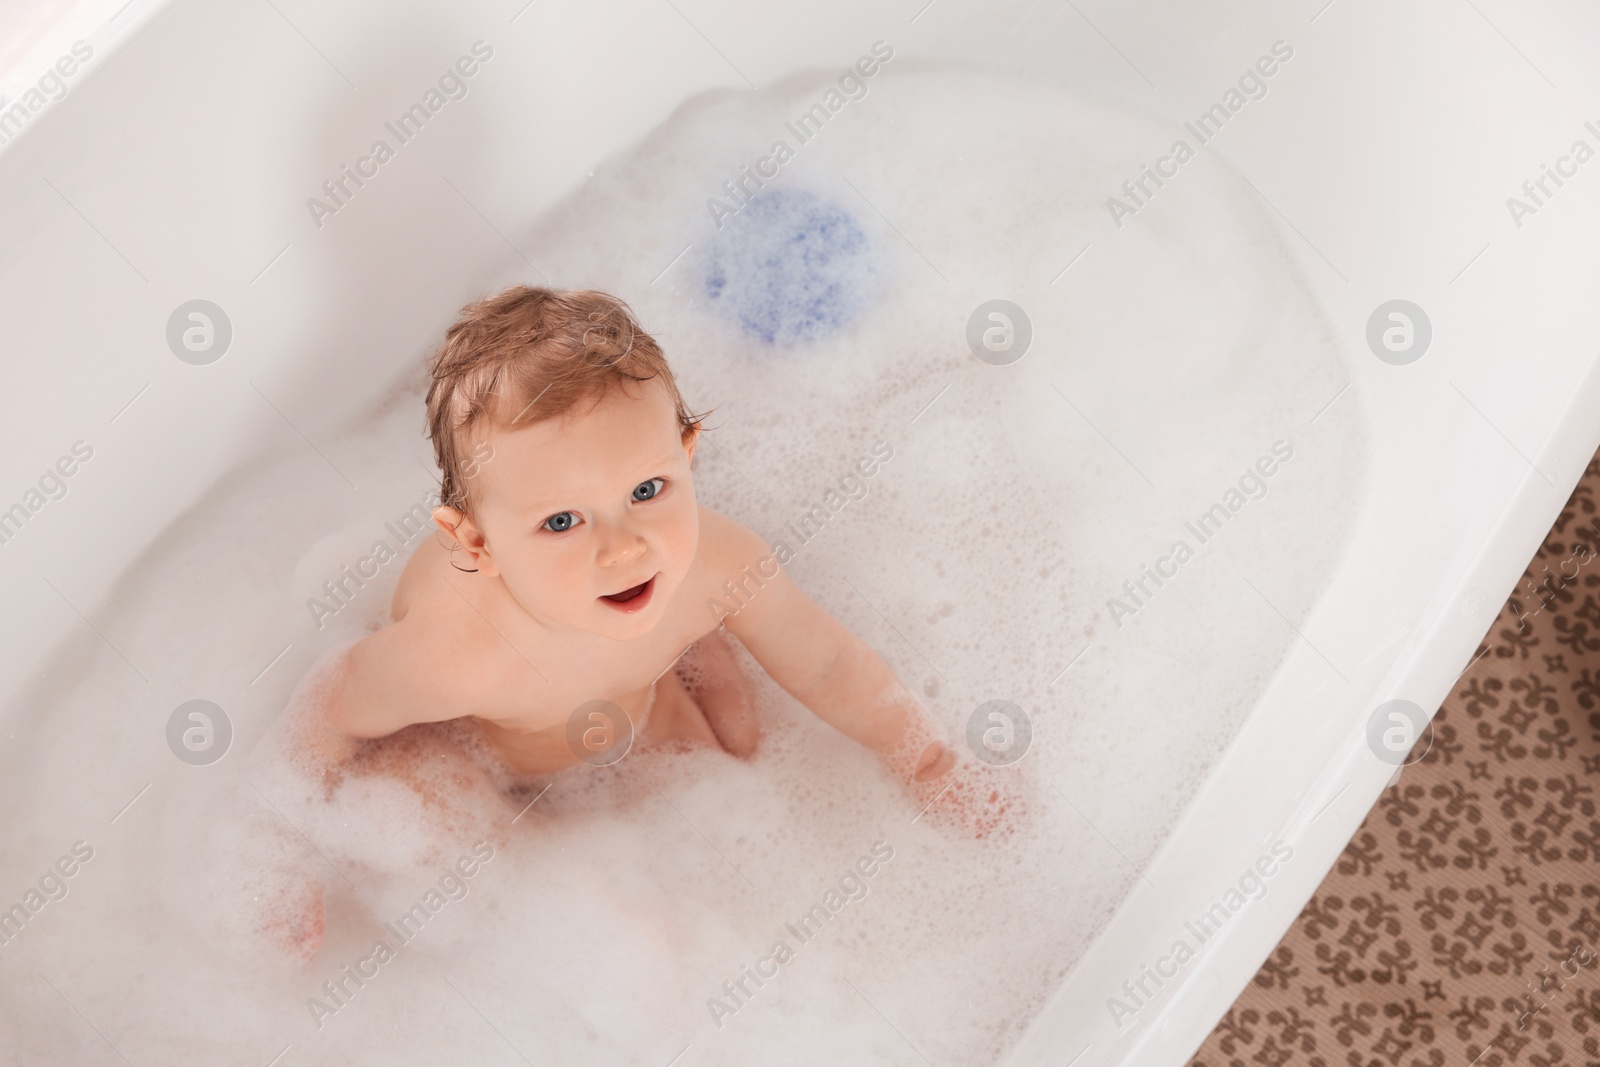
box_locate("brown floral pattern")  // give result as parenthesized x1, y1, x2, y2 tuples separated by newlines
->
(1190, 455, 1600, 1067)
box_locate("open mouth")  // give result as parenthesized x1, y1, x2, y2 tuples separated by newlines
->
(600, 575, 656, 613)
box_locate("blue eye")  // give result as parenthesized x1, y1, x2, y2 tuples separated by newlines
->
(633, 478, 665, 502)
(542, 511, 579, 533)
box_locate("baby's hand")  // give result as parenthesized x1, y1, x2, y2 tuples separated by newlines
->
(880, 725, 1025, 840)
(908, 746, 1026, 840)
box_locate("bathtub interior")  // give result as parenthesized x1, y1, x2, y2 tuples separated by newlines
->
(2, 0, 1600, 1065)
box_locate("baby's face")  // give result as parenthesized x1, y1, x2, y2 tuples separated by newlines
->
(462, 380, 699, 640)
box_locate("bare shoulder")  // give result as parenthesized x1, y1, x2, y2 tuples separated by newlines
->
(692, 505, 775, 576)
(685, 505, 808, 629)
(392, 528, 454, 622)
(685, 504, 844, 698)
(324, 538, 494, 738)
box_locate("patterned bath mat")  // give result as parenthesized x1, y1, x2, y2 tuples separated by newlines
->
(1190, 454, 1600, 1067)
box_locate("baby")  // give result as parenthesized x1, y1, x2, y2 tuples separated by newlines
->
(307, 286, 1003, 829)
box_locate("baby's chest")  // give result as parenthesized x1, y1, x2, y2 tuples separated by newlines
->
(493, 619, 710, 722)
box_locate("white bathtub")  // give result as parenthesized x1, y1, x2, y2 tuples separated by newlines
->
(4, 0, 1599, 1064)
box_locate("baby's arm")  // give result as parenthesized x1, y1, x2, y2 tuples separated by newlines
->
(301, 620, 467, 772)
(702, 512, 955, 783)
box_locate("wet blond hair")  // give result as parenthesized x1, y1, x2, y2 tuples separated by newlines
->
(424, 286, 701, 520)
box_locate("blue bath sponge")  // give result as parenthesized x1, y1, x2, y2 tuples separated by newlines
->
(702, 187, 872, 345)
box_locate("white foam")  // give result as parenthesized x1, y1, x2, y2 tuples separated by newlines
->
(0, 65, 1365, 1064)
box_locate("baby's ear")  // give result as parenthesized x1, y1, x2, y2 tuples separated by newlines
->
(682, 423, 701, 464)
(432, 506, 481, 552)
(433, 506, 496, 574)
(431, 505, 463, 536)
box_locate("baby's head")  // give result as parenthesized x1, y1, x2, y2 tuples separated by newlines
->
(425, 286, 703, 638)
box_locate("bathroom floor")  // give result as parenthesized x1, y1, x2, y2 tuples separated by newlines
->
(1191, 452, 1600, 1067)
